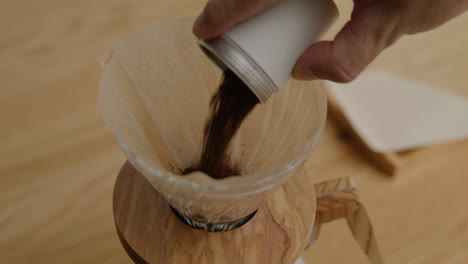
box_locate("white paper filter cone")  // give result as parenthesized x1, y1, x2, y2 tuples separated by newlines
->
(99, 18, 327, 223)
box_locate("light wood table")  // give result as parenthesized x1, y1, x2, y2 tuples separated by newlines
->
(1, 0, 468, 263)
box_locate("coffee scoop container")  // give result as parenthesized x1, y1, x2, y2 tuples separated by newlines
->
(199, 0, 338, 103)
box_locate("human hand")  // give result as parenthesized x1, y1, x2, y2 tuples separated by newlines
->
(193, 0, 468, 82)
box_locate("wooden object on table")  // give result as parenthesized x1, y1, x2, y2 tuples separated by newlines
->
(310, 177, 384, 264)
(113, 162, 317, 264)
(326, 91, 402, 175)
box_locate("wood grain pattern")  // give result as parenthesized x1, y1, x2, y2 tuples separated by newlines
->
(2, 0, 468, 263)
(114, 162, 317, 264)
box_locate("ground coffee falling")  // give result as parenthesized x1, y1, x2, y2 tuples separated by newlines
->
(184, 70, 260, 179)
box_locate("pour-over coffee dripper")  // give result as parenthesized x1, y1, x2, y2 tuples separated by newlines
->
(100, 17, 327, 227)
(100, 16, 384, 264)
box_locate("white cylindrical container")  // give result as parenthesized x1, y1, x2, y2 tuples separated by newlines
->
(199, 0, 338, 103)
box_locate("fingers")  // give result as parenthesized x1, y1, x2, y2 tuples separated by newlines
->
(193, 0, 281, 39)
(293, 4, 403, 82)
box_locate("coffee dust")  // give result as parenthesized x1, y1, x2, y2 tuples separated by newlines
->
(183, 70, 259, 179)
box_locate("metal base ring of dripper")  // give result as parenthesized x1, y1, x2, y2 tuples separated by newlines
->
(170, 206, 257, 232)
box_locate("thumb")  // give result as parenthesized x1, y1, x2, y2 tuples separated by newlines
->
(193, 0, 281, 39)
(293, 4, 402, 82)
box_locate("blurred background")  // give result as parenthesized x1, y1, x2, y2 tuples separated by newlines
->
(1, 0, 468, 263)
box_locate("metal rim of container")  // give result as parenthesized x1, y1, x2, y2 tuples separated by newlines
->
(198, 35, 278, 103)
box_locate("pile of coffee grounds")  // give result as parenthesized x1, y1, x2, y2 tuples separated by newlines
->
(183, 70, 260, 179)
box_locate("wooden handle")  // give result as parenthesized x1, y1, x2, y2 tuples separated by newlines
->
(309, 177, 384, 264)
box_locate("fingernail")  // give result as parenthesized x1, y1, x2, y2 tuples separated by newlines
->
(292, 66, 318, 80)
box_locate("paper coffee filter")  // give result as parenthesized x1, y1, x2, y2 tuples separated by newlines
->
(99, 18, 326, 221)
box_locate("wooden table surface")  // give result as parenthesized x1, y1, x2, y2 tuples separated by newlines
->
(2, 0, 468, 263)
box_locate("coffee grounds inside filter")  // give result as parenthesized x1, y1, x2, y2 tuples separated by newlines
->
(183, 70, 260, 179)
